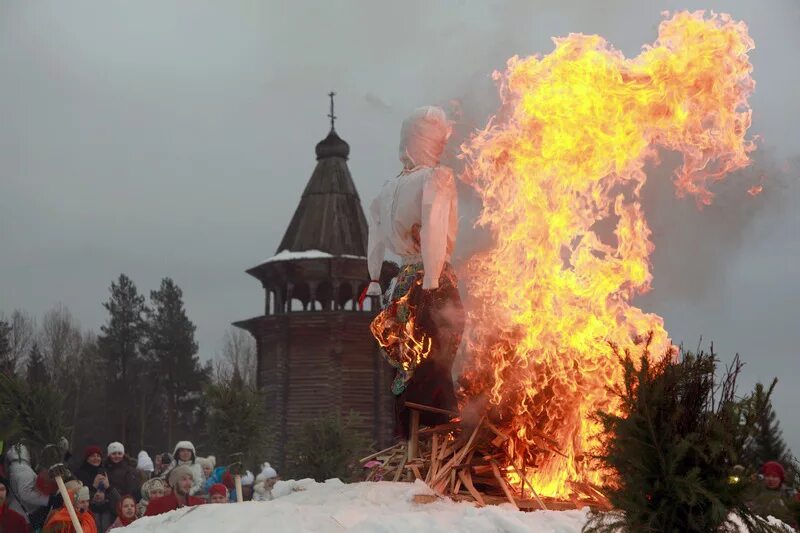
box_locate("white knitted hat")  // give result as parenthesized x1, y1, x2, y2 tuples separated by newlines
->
(107, 442, 125, 455)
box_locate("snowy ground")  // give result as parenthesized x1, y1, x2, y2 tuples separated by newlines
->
(123, 478, 590, 532)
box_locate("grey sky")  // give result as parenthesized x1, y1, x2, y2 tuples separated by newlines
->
(1, 1, 797, 451)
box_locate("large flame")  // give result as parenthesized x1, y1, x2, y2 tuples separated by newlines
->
(459, 11, 755, 498)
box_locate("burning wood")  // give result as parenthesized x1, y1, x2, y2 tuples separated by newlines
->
(360, 403, 612, 511)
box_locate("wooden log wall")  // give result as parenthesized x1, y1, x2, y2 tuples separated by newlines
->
(251, 311, 394, 470)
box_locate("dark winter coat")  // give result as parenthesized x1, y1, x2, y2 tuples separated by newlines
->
(74, 460, 117, 517)
(103, 457, 140, 503)
(143, 493, 204, 517)
(749, 485, 796, 528)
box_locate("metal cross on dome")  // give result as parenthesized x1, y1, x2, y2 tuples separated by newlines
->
(328, 91, 337, 131)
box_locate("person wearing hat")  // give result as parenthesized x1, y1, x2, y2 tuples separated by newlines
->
(143, 465, 204, 516)
(74, 445, 116, 532)
(0, 473, 29, 532)
(136, 478, 165, 518)
(166, 441, 204, 496)
(196, 456, 216, 486)
(5, 443, 49, 528)
(749, 460, 795, 527)
(136, 451, 154, 480)
(207, 483, 229, 504)
(238, 471, 255, 502)
(103, 442, 140, 505)
(252, 463, 279, 502)
(41, 482, 98, 533)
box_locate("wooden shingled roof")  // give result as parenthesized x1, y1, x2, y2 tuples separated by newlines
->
(276, 128, 369, 257)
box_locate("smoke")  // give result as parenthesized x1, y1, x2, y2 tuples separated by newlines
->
(638, 148, 795, 306)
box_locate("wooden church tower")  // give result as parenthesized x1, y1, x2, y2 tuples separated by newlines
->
(234, 94, 398, 469)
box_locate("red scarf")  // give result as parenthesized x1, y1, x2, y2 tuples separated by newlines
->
(116, 496, 137, 526)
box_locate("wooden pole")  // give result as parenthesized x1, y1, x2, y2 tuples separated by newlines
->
(54, 475, 83, 533)
(234, 475, 244, 503)
(229, 452, 244, 503)
(407, 410, 420, 461)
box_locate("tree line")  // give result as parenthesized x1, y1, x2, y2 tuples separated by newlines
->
(0, 274, 262, 462)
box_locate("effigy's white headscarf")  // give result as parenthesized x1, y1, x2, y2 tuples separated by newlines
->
(399, 106, 452, 169)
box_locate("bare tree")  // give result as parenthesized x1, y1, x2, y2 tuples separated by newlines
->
(0, 309, 36, 374)
(39, 304, 84, 387)
(215, 327, 257, 387)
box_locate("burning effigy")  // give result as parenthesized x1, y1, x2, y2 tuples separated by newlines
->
(365, 106, 464, 438)
(364, 10, 756, 507)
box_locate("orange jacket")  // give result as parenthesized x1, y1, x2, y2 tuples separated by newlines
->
(41, 507, 98, 533)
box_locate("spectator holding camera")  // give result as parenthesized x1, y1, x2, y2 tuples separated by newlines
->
(75, 445, 117, 531)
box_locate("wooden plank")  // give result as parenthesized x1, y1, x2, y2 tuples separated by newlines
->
(426, 433, 439, 483)
(360, 443, 402, 463)
(432, 415, 484, 487)
(419, 422, 460, 436)
(408, 464, 423, 481)
(506, 458, 548, 511)
(490, 460, 519, 510)
(453, 449, 474, 495)
(405, 401, 459, 418)
(457, 469, 485, 506)
(393, 456, 407, 482)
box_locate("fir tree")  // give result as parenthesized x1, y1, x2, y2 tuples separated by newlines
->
(0, 371, 67, 453)
(285, 412, 371, 482)
(584, 347, 782, 533)
(26, 342, 48, 386)
(97, 274, 148, 445)
(145, 277, 205, 447)
(742, 379, 790, 469)
(205, 374, 270, 469)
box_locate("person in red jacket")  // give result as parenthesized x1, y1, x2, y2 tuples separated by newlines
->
(144, 466, 203, 517)
(0, 474, 30, 533)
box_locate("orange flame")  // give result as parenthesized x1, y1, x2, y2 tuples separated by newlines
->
(459, 11, 755, 498)
(371, 285, 433, 372)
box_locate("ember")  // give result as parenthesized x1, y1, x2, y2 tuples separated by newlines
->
(458, 11, 756, 499)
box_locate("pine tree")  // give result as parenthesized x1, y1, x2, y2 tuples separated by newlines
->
(97, 274, 148, 445)
(26, 342, 49, 385)
(145, 278, 206, 447)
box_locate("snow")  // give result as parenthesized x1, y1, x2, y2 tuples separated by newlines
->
(122, 479, 590, 532)
(121, 479, 795, 532)
(261, 249, 366, 263)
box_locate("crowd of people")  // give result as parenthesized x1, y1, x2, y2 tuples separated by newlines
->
(1, 437, 797, 532)
(0, 440, 280, 533)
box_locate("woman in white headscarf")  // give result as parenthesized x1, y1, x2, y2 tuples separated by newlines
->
(365, 106, 464, 439)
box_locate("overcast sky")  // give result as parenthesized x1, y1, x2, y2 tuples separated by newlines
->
(1, 0, 797, 451)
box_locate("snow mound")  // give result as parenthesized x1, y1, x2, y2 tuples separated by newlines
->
(123, 479, 589, 532)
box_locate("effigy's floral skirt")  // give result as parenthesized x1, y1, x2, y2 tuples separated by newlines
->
(370, 262, 464, 437)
